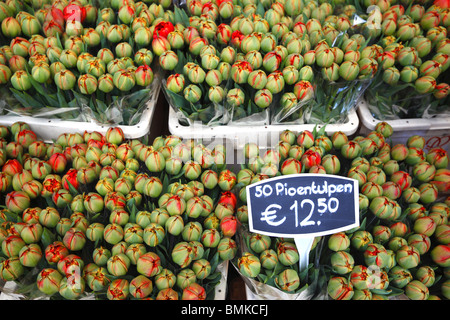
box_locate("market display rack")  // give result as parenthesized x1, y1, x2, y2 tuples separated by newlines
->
(168, 106, 360, 151)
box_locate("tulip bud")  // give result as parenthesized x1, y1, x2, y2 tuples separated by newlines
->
(348, 264, 370, 291)
(262, 51, 282, 73)
(415, 75, 437, 94)
(36, 268, 63, 296)
(63, 227, 86, 251)
(237, 252, 261, 278)
(405, 280, 429, 300)
(414, 265, 435, 288)
(328, 232, 351, 252)
(1, 234, 25, 258)
(331, 251, 355, 274)
(327, 276, 354, 300)
(164, 214, 184, 236)
(104, 278, 128, 301)
(106, 253, 130, 277)
(275, 268, 300, 292)
(351, 230, 374, 252)
(136, 251, 162, 277)
(113, 69, 135, 92)
(188, 37, 207, 56)
(44, 240, 68, 266)
(102, 223, 124, 245)
(277, 241, 299, 266)
(128, 275, 153, 299)
(10, 69, 31, 91)
(226, 88, 245, 107)
(419, 182, 438, 204)
(427, 148, 449, 169)
(20, 223, 43, 245)
(218, 169, 236, 191)
(396, 245, 421, 269)
(165, 73, 185, 94)
(152, 268, 175, 292)
(293, 79, 314, 101)
(363, 243, 390, 268)
(5, 190, 30, 214)
(387, 264, 413, 289)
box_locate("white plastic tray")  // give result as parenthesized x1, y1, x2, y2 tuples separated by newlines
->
(168, 107, 360, 151)
(357, 99, 450, 154)
(0, 82, 161, 142)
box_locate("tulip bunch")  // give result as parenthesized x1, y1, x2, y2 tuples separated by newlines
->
(361, 1, 450, 119)
(233, 123, 449, 300)
(160, 0, 385, 127)
(322, 122, 449, 300)
(0, 121, 238, 300)
(231, 127, 332, 296)
(234, 228, 323, 296)
(0, 0, 161, 125)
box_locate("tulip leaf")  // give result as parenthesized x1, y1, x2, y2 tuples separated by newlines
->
(55, 32, 63, 50)
(56, 88, 69, 108)
(209, 251, 220, 271)
(174, 50, 187, 74)
(256, 2, 265, 16)
(71, 89, 90, 107)
(65, 179, 79, 196)
(161, 172, 170, 194)
(174, 6, 190, 27)
(127, 201, 138, 223)
(95, 98, 109, 114)
(385, 286, 406, 297)
(155, 245, 170, 267)
(41, 227, 56, 248)
(205, 272, 223, 300)
(26, 73, 60, 108)
(370, 288, 392, 295)
(1, 209, 20, 223)
(10, 88, 45, 109)
(162, 85, 190, 112)
(124, 88, 152, 107)
(206, 271, 222, 284)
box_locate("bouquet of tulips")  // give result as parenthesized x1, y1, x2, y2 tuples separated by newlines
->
(230, 127, 334, 299)
(0, 0, 162, 125)
(362, 0, 450, 120)
(0, 121, 238, 300)
(232, 122, 450, 300)
(321, 122, 450, 300)
(160, 0, 382, 127)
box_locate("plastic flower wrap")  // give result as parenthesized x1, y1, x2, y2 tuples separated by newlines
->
(362, 2, 450, 120)
(232, 123, 450, 300)
(231, 126, 338, 300)
(163, 0, 387, 127)
(0, 0, 160, 126)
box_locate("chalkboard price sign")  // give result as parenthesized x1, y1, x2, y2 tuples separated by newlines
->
(246, 174, 360, 238)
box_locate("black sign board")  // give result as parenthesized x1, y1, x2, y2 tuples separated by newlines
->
(246, 174, 359, 238)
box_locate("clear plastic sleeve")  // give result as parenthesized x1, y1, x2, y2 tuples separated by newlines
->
(231, 224, 325, 300)
(365, 81, 450, 121)
(1, 75, 161, 126)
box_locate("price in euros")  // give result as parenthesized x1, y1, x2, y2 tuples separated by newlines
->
(260, 197, 340, 228)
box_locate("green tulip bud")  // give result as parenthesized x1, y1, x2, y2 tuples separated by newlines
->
(405, 280, 429, 300)
(10, 70, 31, 91)
(327, 276, 354, 300)
(237, 252, 261, 278)
(276, 269, 300, 292)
